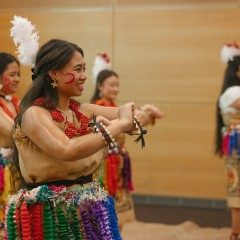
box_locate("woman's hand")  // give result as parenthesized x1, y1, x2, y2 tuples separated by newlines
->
(95, 116, 112, 127)
(117, 102, 135, 132)
(140, 104, 165, 125)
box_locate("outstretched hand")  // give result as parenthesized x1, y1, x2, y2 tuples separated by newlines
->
(140, 104, 165, 125)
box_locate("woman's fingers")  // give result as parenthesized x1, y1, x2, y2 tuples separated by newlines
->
(96, 116, 112, 126)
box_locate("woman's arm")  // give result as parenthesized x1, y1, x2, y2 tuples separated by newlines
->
(21, 105, 132, 162)
(81, 102, 151, 126)
(0, 108, 14, 147)
(81, 103, 118, 120)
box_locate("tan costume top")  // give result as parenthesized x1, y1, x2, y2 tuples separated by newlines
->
(13, 99, 104, 184)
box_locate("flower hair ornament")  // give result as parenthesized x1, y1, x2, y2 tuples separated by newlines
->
(10, 15, 39, 80)
(92, 52, 112, 83)
(220, 42, 240, 64)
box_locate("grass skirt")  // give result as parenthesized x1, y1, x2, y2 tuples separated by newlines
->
(4, 181, 122, 240)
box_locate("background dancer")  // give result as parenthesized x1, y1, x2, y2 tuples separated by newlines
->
(216, 42, 240, 240)
(0, 52, 20, 231)
(91, 52, 163, 228)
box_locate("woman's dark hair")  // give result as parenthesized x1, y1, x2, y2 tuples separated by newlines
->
(0, 52, 19, 78)
(90, 69, 118, 103)
(11, 39, 84, 191)
(215, 55, 240, 156)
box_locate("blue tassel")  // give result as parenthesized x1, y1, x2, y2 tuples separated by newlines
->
(229, 131, 235, 155)
(103, 196, 122, 240)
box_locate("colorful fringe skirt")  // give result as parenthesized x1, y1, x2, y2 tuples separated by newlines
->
(101, 146, 135, 225)
(0, 148, 12, 229)
(103, 146, 133, 197)
(222, 126, 240, 157)
(222, 126, 240, 208)
(4, 181, 122, 240)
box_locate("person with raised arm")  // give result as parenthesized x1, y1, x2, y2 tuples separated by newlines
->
(91, 53, 163, 228)
(4, 16, 151, 239)
(0, 52, 20, 231)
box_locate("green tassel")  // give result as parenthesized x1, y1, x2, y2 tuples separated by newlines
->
(56, 205, 69, 240)
(50, 203, 58, 240)
(43, 202, 54, 240)
(68, 206, 82, 240)
(6, 203, 17, 239)
(36, 185, 53, 202)
(98, 176, 104, 188)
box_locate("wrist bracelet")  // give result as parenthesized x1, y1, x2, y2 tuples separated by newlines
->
(128, 116, 147, 148)
(91, 115, 117, 149)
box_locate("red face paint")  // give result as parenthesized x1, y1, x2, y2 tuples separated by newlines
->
(1, 76, 12, 93)
(64, 73, 75, 84)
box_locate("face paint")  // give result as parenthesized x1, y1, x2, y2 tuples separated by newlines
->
(1, 76, 11, 93)
(63, 73, 75, 84)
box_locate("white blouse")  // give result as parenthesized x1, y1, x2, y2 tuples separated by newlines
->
(219, 86, 240, 113)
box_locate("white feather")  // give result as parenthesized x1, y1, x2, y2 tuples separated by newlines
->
(92, 55, 112, 83)
(220, 44, 240, 64)
(10, 15, 39, 67)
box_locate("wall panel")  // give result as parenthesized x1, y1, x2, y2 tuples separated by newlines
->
(0, 8, 112, 99)
(1, 1, 239, 199)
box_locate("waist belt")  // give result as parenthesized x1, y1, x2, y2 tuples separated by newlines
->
(25, 174, 93, 190)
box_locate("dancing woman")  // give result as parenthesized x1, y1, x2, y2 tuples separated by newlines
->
(0, 52, 20, 229)
(91, 53, 163, 227)
(216, 42, 240, 240)
(5, 16, 150, 239)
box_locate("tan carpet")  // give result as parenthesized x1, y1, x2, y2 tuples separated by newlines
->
(121, 221, 230, 240)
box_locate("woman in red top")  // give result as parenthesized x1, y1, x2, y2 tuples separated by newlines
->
(0, 52, 20, 229)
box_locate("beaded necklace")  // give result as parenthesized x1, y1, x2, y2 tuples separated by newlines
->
(34, 97, 91, 138)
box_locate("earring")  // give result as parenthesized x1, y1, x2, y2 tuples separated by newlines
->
(51, 78, 58, 88)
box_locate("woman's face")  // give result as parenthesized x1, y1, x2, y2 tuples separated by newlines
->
(99, 75, 119, 101)
(0, 61, 20, 95)
(53, 51, 87, 97)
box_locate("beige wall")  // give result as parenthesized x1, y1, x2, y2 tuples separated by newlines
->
(1, 0, 239, 199)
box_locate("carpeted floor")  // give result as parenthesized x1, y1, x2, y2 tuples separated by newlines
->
(0, 220, 230, 240)
(121, 221, 230, 240)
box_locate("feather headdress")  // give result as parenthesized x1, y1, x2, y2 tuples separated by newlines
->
(10, 15, 39, 67)
(92, 52, 112, 83)
(220, 42, 240, 64)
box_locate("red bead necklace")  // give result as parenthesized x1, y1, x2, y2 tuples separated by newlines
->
(34, 97, 91, 138)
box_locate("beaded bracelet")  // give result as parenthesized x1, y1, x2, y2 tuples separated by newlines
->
(128, 116, 148, 148)
(90, 115, 147, 149)
(91, 116, 117, 149)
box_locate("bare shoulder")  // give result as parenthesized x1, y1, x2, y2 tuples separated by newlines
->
(24, 105, 51, 118)
(22, 106, 53, 130)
